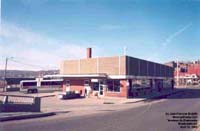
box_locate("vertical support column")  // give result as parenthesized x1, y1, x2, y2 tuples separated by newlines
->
(154, 79, 156, 90)
(154, 79, 159, 92)
(171, 79, 174, 90)
(156, 79, 163, 93)
(127, 79, 132, 98)
(160, 79, 163, 92)
(150, 79, 153, 93)
(120, 80, 128, 98)
(102, 79, 106, 97)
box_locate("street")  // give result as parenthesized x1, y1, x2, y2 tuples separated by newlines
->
(1, 87, 200, 131)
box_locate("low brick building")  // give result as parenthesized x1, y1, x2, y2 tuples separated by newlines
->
(45, 48, 174, 98)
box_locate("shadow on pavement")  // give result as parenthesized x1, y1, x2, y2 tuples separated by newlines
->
(164, 88, 200, 99)
(129, 87, 200, 101)
(54, 111, 71, 115)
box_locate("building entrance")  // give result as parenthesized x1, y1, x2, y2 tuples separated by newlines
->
(91, 79, 104, 96)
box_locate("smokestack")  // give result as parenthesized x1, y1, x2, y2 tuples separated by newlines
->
(87, 48, 92, 58)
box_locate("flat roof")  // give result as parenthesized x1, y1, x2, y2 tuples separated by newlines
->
(44, 74, 172, 80)
(44, 74, 107, 78)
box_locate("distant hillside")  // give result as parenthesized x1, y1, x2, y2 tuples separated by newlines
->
(0, 70, 59, 78)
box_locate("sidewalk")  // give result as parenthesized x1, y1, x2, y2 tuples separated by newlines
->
(0, 112, 55, 122)
(101, 88, 183, 104)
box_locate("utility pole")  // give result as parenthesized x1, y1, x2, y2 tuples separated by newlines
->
(176, 59, 179, 87)
(3, 57, 13, 92)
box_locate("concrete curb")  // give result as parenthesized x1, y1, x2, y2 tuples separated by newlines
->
(0, 112, 56, 122)
(40, 95, 55, 98)
(124, 90, 184, 104)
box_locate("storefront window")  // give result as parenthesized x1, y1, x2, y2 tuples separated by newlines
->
(107, 80, 113, 91)
(132, 79, 150, 88)
(113, 80, 120, 92)
(107, 80, 120, 92)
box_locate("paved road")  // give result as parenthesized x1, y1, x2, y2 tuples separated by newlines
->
(1, 87, 200, 131)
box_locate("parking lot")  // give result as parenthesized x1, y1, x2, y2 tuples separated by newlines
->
(0, 87, 183, 119)
(0, 89, 148, 117)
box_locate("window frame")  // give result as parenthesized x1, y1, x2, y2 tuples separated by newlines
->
(107, 79, 121, 93)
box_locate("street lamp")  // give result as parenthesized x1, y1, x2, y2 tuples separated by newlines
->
(3, 57, 13, 92)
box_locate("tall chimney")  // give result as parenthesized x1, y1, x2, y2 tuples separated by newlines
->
(87, 48, 92, 58)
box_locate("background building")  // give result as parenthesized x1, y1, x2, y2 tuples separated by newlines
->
(166, 60, 200, 86)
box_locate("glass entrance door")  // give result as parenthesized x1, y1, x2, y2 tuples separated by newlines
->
(99, 81, 104, 96)
(91, 80, 104, 96)
(92, 82, 99, 91)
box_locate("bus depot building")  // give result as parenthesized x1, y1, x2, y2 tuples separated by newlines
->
(45, 48, 174, 98)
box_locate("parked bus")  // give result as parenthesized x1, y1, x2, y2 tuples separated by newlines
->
(20, 79, 63, 93)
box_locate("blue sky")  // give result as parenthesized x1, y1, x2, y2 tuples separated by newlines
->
(0, 0, 200, 70)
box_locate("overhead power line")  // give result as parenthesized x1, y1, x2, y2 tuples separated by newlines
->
(10, 59, 49, 69)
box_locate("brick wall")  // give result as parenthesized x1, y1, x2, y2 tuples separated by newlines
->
(80, 58, 97, 74)
(99, 56, 126, 75)
(62, 79, 128, 98)
(60, 55, 173, 78)
(60, 56, 126, 75)
(60, 60, 79, 74)
(188, 65, 200, 75)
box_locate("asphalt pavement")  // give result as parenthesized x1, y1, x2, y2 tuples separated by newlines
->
(1, 87, 200, 131)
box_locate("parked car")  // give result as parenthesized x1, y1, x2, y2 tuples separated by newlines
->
(58, 91, 81, 99)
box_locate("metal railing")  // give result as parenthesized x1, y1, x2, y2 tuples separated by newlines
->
(0, 94, 41, 112)
(0, 94, 34, 104)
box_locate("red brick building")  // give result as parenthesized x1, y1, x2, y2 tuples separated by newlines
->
(167, 61, 200, 85)
(188, 64, 200, 75)
(45, 48, 174, 98)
